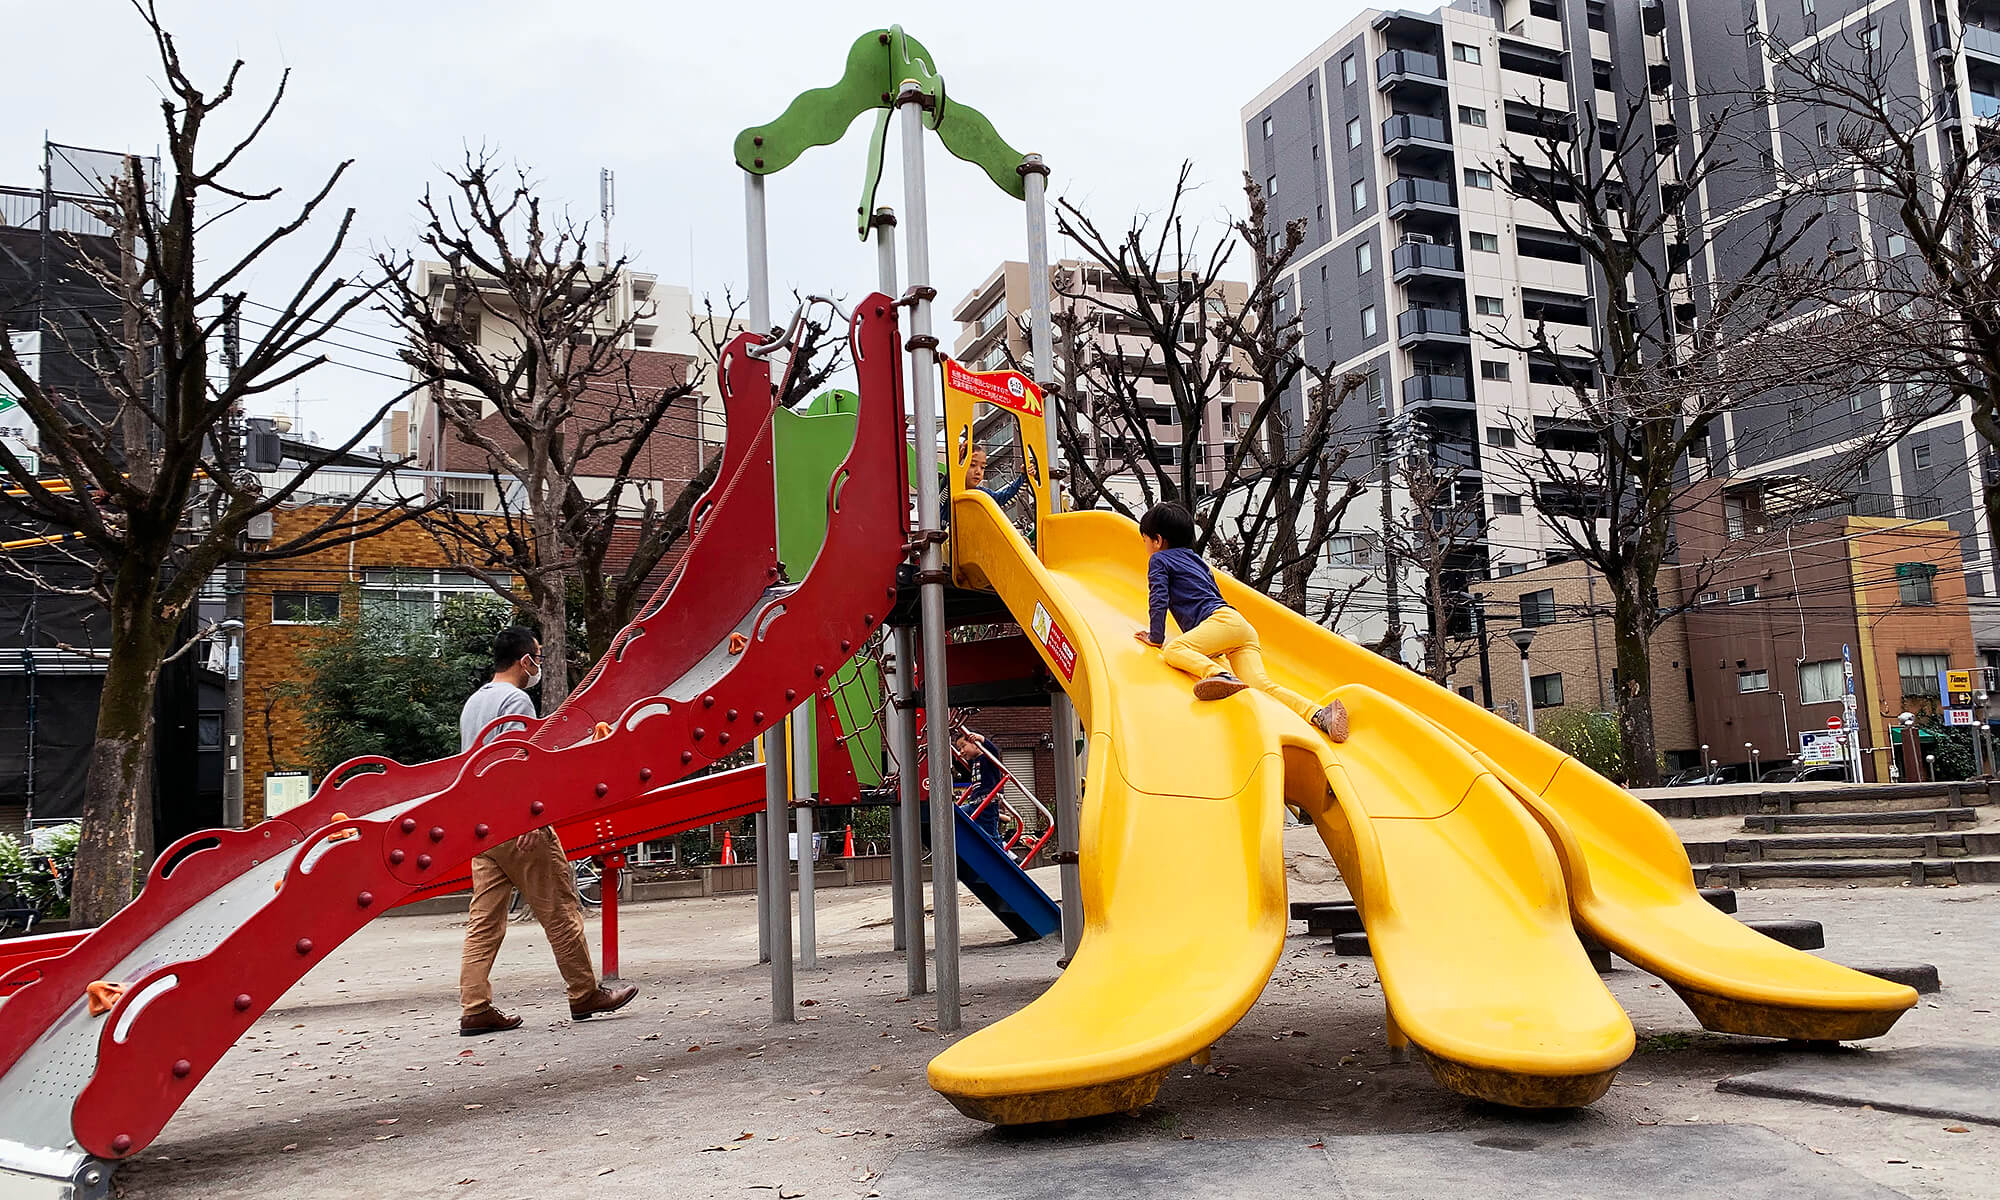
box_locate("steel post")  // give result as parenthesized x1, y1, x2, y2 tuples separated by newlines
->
(792, 701, 817, 970)
(1022, 155, 1083, 958)
(872, 206, 908, 956)
(893, 624, 927, 993)
(899, 89, 960, 1031)
(763, 730, 794, 1021)
(1519, 649, 1536, 736)
(598, 855, 621, 982)
(755, 808, 770, 963)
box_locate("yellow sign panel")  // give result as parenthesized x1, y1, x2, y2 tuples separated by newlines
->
(1947, 669, 1973, 695)
(940, 358, 1052, 570)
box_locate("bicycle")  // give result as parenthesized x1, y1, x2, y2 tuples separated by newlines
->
(508, 858, 603, 917)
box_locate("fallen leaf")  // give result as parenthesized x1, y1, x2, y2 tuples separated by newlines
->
(375, 1118, 399, 1126)
(800, 998, 818, 1007)
(454, 1179, 476, 1186)
(1945, 1126, 1970, 1134)
(688, 1045, 702, 1053)
(1306, 1141, 1325, 1149)
(1809, 1147, 1829, 1155)
(780, 1189, 804, 1198)
(281, 1144, 298, 1153)
(463, 1104, 483, 1110)
(595, 1129, 610, 1137)
(1886, 1159, 1908, 1165)
(597, 1166, 614, 1176)
(733, 1131, 756, 1142)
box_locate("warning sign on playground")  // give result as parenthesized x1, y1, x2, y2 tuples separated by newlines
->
(943, 359, 1044, 419)
(1031, 601, 1076, 680)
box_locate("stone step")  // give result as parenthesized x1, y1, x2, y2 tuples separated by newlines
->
(1305, 904, 1366, 937)
(1686, 832, 2000, 864)
(1743, 807, 1979, 835)
(1760, 787, 1989, 815)
(1694, 857, 2000, 888)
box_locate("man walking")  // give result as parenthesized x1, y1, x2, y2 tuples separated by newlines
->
(458, 626, 637, 1035)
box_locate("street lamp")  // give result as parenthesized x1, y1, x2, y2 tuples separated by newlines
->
(1747, 744, 1760, 782)
(1899, 711, 1917, 783)
(1508, 627, 1538, 735)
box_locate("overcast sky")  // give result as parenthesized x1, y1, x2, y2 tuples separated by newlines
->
(6, 0, 1364, 443)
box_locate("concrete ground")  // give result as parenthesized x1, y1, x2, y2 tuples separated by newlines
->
(113, 832, 1999, 1200)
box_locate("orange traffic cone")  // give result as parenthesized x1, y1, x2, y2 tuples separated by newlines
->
(842, 825, 855, 858)
(721, 830, 736, 865)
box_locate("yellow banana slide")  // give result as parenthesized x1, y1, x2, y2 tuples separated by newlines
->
(928, 498, 1916, 1122)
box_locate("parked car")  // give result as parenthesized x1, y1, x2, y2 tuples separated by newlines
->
(1763, 763, 1847, 784)
(1669, 762, 1753, 786)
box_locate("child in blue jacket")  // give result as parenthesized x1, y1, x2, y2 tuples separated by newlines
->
(1132, 501, 1347, 740)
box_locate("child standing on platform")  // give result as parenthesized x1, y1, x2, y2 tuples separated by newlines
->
(1132, 502, 1348, 741)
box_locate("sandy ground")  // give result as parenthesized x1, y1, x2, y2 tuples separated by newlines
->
(109, 832, 1999, 1200)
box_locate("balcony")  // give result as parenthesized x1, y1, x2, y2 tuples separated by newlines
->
(1401, 372, 1472, 405)
(1397, 306, 1470, 346)
(1381, 113, 1453, 157)
(1386, 175, 1456, 215)
(1392, 240, 1463, 279)
(1969, 23, 2000, 63)
(1376, 49, 1445, 91)
(1641, 0, 1665, 36)
(1978, 91, 2000, 120)
(1430, 440, 1482, 472)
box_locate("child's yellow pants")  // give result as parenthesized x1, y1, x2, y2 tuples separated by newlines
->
(1161, 605, 1319, 721)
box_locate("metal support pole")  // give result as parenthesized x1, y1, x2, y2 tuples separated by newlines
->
(899, 90, 960, 1032)
(1472, 596, 1494, 709)
(745, 169, 792, 1021)
(222, 591, 245, 829)
(763, 728, 794, 1021)
(872, 206, 910, 957)
(1022, 154, 1083, 959)
(793, 702, 817, 970)
(598, 854, 622, 982)
(884, 631, 910, 954)
(893, 624, 927, 994)
(755, 808, 770, 964)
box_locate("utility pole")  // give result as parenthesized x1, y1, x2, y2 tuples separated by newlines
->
(1378, 408, 1401, 665)
(1471, 592, 1494, 708)
(222, 312, 246, 830)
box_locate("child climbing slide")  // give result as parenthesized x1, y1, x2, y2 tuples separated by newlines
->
(1131, 502, 1347, 741)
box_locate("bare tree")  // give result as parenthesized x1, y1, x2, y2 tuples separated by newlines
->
(0, 2, 427, 924)
(1382, 435, 1490, 685)
(1042, 166, 1367, 619)
(380, 153, 717, 683)
(1756, 21, 2000, 566)
(1477, 89, 1872, 784)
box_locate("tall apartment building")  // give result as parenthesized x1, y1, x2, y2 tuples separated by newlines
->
(1243, 0, 2000, 657)
(948, 260, 1258, 498)
(399, 262, 708, 516)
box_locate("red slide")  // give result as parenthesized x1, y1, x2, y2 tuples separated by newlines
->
(0, 296, 911, 1194)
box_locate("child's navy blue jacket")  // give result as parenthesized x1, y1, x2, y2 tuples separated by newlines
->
(1147, 547, 1226, 645)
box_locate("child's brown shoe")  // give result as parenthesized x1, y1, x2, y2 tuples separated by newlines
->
(1194, 673, 1249, 701)
(1312, 700, 1350, 742)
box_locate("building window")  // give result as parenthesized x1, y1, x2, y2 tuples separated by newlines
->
(197, 712, 223, 750)
(1801, 0, 1813, 13)
(1470, 231, 1500, 252)
(1726, 584, 1758, 603)
(1481, 360, 1511, 380)
(1861, 23, 1880, 51)
(1486, 426, 1517, 448)
(1899, 652, 1949, 697)
(1464, 168, 1494, 190)
(1492, 493, 1522, 515)
(1327, 534, 1370, 567)
(1885, 233, 1908, 257)
(361, 568, 507, 633)
(272, 590, 342, 625)
(1530, 672, 1564, 707)
(1342, 54, 1357, 85)
(1799, 659, 1843, 705)
(1737, 669, 1770, 693)
(1519, 588, 1556, 627)
(1897, 562, 1937, 606)
(1267, 174, 1278, 197)
(1347, 117, 1363, 148)
(1459, 105, 1487, 127)
(1362, 305, 1378, 337)
(1913, 441, 1932, 470)
(1454, 43, 1482, 64)
(1458, 685, 1476, 700)
(1357, 241, 1374, 273)
(1262, 115, 1274, 138)
(1352, 178, 1369, 212)
(1476, 295, 1505, 316)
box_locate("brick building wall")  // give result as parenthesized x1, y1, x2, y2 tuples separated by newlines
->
(1447, 561, 1700, 772)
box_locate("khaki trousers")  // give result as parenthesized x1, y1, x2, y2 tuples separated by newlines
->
(1162, 606, 1321, 722)
(459, 826, 598, 1013)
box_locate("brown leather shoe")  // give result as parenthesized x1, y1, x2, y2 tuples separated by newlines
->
(459, 1005, 523, 1036)
(570, 983, 638, 1020)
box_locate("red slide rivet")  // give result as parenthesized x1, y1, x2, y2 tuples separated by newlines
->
(638, 768, 652, 782)
(429, 826, 445, 843)
(400, 818, 417, 834)
(295, 938, 313, 956)
(530, 801, 545, 816)
(234, 993, 253, 1012)
(389, 849, 405, 865)
(595, 783, 609, 797)
(473, 824, 490, 838)
(357, 891, 374, 907)
(416, 854, 432, 870)
(171, 1059, 192, 1079)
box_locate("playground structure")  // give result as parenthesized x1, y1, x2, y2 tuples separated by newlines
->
(0, 24, 1926, 1197)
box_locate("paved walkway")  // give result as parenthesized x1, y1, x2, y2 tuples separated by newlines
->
(114, 860, 1999, 1200)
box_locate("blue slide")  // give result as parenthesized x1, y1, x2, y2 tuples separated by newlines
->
(922, 805, 1061, 941)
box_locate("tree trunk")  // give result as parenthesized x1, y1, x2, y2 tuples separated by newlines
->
(537, 572, 569, 703)
(1609, 583, 1661, 787)
(580, 564, 615, 664)
(70, 583, 169, 927)
(1426, 568, 1449, 685)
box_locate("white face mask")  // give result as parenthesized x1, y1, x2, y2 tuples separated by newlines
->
(525, 667, 542, 689)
